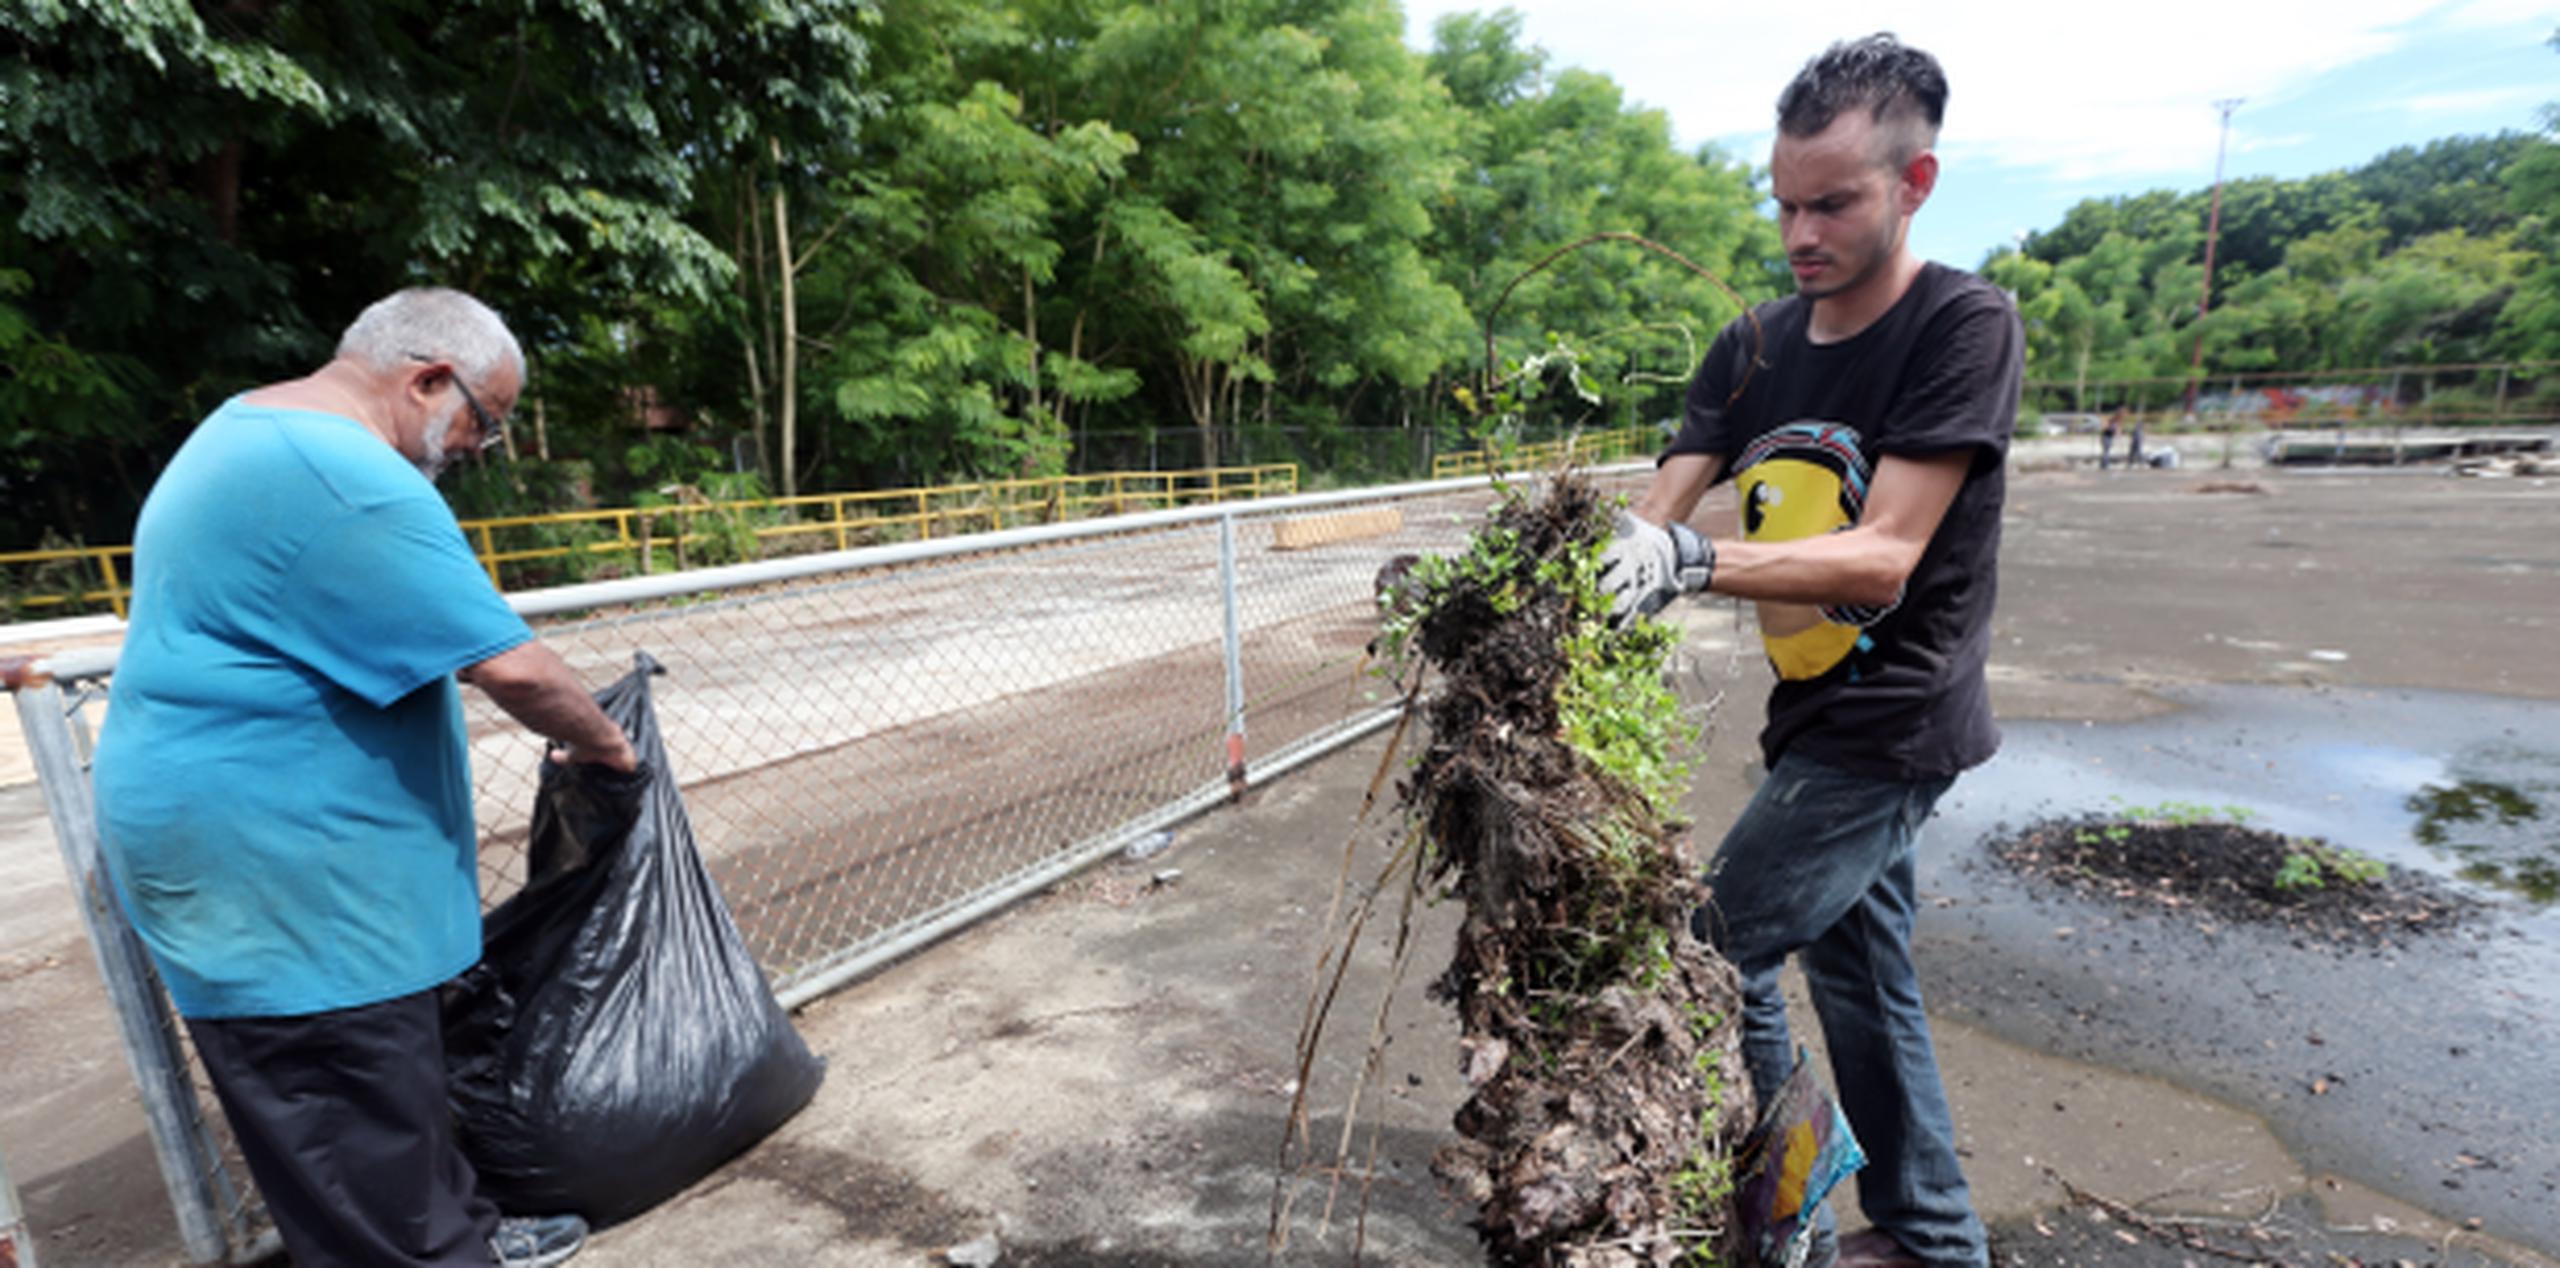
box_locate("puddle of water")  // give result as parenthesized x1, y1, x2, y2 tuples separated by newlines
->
(1946, 689, 2560, 911)
(2409, 771, 2555, 903)
(1927, 685, 2560, 1011)
(1909, 685, 2560, 1250)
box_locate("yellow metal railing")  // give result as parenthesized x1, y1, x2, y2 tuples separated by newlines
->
(0, 544, 129, 618)
(1431, 426, 1658, 480)
(2, 463, 1300, 618)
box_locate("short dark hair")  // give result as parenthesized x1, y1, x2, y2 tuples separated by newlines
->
(1775, 33, 1947, 167)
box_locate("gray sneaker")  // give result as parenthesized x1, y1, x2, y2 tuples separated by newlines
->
(491, 1213, 588, 1268)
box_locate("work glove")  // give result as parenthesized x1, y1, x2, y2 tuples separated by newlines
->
(1599, 508, 1714, 623)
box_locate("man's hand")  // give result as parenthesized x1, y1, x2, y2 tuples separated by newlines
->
(549, 735, 639, 773)
(1599, 508, 1715, 623)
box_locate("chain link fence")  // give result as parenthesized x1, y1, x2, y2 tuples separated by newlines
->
(2021, 359, 2559, 427)
(5, 464, 1649, 1263)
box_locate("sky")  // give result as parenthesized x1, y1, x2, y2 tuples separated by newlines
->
(1397, 0, 2560, 269)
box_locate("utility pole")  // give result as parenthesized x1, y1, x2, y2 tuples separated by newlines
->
(2182, 98, 2244, 420)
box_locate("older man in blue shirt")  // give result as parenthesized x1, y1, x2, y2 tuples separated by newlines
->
(95, 288, 633, 1268)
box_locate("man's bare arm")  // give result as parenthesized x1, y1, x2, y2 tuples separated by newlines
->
(1705, 450, 1972, 609)
(1631, 452, 1727, 528)
(459, 641, 638, 770)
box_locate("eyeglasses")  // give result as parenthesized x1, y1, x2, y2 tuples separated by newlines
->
(406, 353, 508, 454)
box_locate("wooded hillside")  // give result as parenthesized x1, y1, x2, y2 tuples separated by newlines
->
(5, 5, 2553, 551)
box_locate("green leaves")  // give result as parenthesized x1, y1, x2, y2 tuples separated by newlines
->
(2006, 122, 2556, 385)
(1426, 15, 1778, 436)
(1, 0, 882, 545)
(0, 0, 1775, 544)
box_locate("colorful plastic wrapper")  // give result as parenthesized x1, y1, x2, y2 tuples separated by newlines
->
(1734, 1050, 1866, 1267)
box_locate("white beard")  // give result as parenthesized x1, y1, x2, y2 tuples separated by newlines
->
(414, 403, 460, 482)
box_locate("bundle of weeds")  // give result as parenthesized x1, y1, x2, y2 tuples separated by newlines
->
(1379, 471, 1752, 1266)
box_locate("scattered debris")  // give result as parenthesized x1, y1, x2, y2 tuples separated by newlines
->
(943, 1229, 1004, 1266)
(1124, 829, 1176, 862)
(2041, 1166, 2285, 1263)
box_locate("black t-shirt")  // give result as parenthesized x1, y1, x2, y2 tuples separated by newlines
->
(1666, 262, 2023, 780)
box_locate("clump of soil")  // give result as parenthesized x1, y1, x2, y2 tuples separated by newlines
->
(1990, 815, 2475, 948)
(1394, 473, 1752, 1265)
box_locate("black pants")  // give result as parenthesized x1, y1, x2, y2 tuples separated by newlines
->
(188, 988, 497, 1267)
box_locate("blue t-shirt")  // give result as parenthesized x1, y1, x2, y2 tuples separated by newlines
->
(94, 399, 533, 1019)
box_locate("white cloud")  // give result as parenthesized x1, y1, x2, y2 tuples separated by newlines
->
(1400, 0, 2432, 180)
(2399, 85, 2550, 113)
(2431, 0, 2560, 28)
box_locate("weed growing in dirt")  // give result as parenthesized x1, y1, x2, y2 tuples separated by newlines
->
(1992, 811, 2471, 948)
(2273, 839, 2388, 892)
(2108, 798, 2259, 828)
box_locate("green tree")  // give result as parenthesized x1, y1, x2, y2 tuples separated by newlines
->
(1088, 0, 1476, 458)
(0, 0, 876, 544)
(2352, 133, 2544, 249)
(2495, 29, 2560, 362)
(1425, 9, 1778, 440)
(797, 0, 1147, 485)
(2336, 230, 2530, 366)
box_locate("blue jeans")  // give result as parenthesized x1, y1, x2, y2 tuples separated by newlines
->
(1699, 754, 1988, 1268)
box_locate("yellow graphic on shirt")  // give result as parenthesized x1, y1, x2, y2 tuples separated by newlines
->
(1734, 422, 1879, 681)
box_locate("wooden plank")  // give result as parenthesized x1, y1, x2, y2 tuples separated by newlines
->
(1269, 506, 1404, 551)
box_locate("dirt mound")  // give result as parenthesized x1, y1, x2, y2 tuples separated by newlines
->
(1989, 815, 2475, 949)
(1390, 473, 1751, 1265)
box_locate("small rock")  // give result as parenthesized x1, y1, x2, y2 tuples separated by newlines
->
(944, 1230, 1003, 1266)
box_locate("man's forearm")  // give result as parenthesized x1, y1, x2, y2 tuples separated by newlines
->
(1699, 528, 1918, 609)
(461, 641, 636, 768)
(1631, 453, 1723, 526)
(1704, 449, 1971, 609)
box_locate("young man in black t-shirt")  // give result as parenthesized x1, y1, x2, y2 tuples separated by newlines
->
(1601, 34, 2020, 1268)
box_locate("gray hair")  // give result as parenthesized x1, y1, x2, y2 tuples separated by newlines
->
(336, 287, 524, 390)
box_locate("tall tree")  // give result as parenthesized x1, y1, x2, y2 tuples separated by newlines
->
(1425, 9, 1779, 438)
(0, 0, 875, 545)
(2494, 30, 2560, 363)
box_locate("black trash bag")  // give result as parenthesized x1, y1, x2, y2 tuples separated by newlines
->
(445, 652, 824, 1227)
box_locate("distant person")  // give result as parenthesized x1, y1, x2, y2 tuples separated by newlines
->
(2100, 410, 2122, 470)
(1601, 33, 2011, 1268)
(2127, 411, 2147, 468)
(94, 288, 633, 1268)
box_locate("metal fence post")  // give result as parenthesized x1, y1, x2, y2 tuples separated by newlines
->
(10, 679, 233, 1265)
(1219, 512, 1247, 795)
(95, 551, 128, 621)
(1, 1132, 36, 1268)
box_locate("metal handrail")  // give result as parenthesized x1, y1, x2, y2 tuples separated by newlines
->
(2, 463, 1300, 616)
(1431, 426, 1657, 480)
